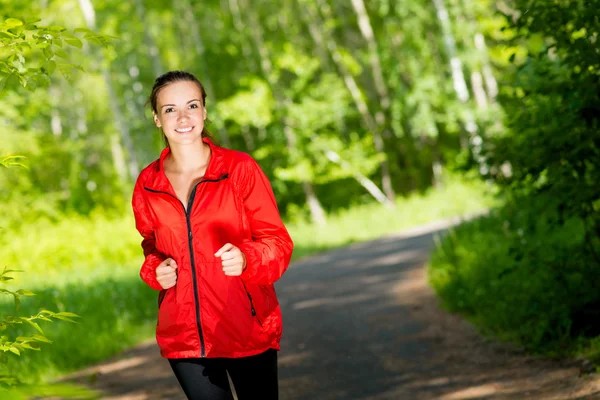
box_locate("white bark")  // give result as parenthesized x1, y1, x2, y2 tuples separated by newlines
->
(325, 150, 394, 208)
(303, 181, 327, 225)
(350, 0, 390, 111)
(474, 33, 498, 100)
(431, 0, 485, 170)
(78, 0, 135, 182)
(134, 0, 163, 77)
(470, 71, 488, 109)
(235, 0, 327, 225)
(300, 0, 396, 205)
(50, 86, 62, 136)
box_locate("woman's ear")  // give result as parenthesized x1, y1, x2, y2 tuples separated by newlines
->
(153, 112, 161, 128)
(203, 106, 207, 121)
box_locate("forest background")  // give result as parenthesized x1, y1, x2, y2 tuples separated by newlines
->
(1, 0, 599, 397)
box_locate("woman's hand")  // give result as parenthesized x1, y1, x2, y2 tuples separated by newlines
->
(156, 258, 178, 289)
(215, 243, 247, 276)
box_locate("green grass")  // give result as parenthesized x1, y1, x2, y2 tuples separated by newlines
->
(1, 174, 495, 388)
(290, 176, 497, 259)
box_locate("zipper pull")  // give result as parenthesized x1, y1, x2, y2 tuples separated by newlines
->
(189, 230, 193, 239)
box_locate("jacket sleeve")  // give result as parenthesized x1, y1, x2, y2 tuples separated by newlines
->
(132, 176, 166, 291)
(237, 156, 294, 285)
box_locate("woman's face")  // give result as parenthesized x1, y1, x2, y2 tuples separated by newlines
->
(153, 80, 206, 146)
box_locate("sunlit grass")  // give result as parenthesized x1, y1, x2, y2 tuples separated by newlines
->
(289, 175, 498, 259)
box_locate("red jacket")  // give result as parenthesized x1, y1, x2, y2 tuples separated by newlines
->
(132, 138, 294, 359)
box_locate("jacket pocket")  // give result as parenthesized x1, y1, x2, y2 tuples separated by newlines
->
(241, 280, 263, 327)
(156, 288, 180, 337)
(158, 289, 167, 308)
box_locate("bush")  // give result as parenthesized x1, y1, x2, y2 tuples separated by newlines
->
(429, 198, 600, 353)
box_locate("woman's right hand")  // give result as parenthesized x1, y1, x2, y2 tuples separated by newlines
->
(156, 258, 178, 289)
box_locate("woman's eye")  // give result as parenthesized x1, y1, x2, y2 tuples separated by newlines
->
(190, 103, 199, 109)
(165, 108, 174, 113)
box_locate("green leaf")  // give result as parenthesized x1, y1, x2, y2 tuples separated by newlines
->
(42, 60, 56, 75)
(54, 48, 69, 59)
(53, 315, 78, 323)
(47, 25, 66, 32)
(33, 73, 51, 87)
(32, 334, 52, 343)
(2, 269, 22, 274)
(65, 38, 83, 48)
(16, 289, 35, 296)
(43, 46, 54, 59)
(56, 312, 80, 318)
(24, 17, 42, 24)
(24, 320, 43, 334)
(74, 28, 96, 34)
(86, 37, 103, 46)
(5, 18, 23, 28)
(0, 155, 27, 168)
(19, 342, 41, 351)
(18, 74, 27, 88)
(8, 346, 20, 356)
(0, 31, 17, 39)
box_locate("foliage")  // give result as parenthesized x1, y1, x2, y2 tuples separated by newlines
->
(0, 17, 112, 92)
(0, 267, 82, 389)
(0, 14, 103, 396)
(1, 0, 486, 229)
(429, 199, 600, 353)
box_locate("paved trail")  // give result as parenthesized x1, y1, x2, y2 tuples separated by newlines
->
(65, 219, 600, 399)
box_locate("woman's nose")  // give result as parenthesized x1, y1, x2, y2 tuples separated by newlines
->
(177, 110, 189, 122)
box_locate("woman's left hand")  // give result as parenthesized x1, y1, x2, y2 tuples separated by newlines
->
(215, 243, 247, 276)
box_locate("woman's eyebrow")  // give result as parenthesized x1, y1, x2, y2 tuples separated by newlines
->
(161, 99, 201, 109)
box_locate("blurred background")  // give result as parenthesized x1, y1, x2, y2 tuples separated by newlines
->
(1, 0, 599, 397)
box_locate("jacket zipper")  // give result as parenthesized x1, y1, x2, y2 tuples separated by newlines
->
(144, 173, 228, 358)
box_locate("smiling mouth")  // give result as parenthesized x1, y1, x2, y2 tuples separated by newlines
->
(175, 126, 194, 133)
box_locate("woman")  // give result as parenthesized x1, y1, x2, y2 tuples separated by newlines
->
(132, 70, 294, 400)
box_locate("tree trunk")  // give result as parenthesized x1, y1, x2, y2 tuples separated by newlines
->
(77, 0, 135, 182)
(134, 0, 163, 77)
(349, 0, 396, 202)
(471, 71, 488, 109)
(50, 86, 62, 136)
(237, 0, 328, 225)
(474, 33, 498, 101)
(431, 0, 485, 171)
(303, 181, 327, 225)
(298, 0, 395, 206)
(325, 150, 394, 208)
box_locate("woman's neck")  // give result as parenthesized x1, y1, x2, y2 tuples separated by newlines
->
(166, 141, 211, 174)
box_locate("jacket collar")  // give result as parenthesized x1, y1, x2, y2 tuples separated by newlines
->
(144, 137, 228, 193)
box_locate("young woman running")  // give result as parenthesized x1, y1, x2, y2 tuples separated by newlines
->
(132, 70, 293, 399)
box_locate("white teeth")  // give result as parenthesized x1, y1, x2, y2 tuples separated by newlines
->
(175, 127, 193, 133)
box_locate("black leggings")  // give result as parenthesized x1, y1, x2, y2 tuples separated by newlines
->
(168, 349, 278, 400)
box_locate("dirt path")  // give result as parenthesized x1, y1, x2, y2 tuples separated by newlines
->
(63, 218, 600, 399)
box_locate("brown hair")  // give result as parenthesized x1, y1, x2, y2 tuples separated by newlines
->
(148, 70, 215, 146)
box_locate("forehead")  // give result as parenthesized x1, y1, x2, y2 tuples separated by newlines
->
(157, 80, 202, 105)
